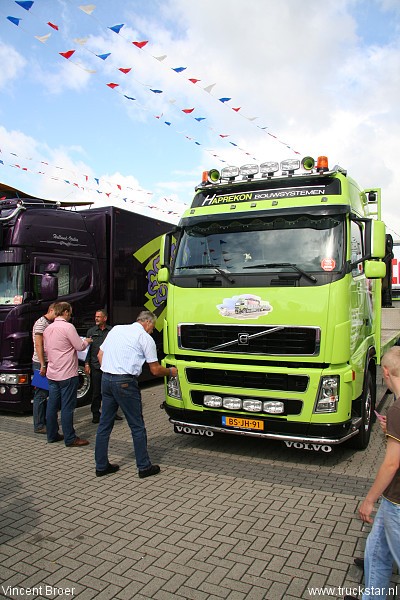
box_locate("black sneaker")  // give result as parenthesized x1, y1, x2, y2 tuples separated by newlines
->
(353, 557, 364, 569)
(114, 414, 123, 421)
(96, 463, 120, 477)
(92, 414, 100, 424)
(48, 433, 64, 443)
(138, 464, 160, 478)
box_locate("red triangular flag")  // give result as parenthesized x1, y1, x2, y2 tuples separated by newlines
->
(119, 68, 131, 74)
(106, 83, 119, 89)
(59, 50, 75, 59)
(182, 108, 195, 114)
(232, 107, 241, 112)
(188, 78, 200, 84)
(132, 41, 148, 49)
(47, 22, 59, 30)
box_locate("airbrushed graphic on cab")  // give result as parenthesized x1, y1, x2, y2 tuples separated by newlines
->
(217, 294, 273, 319)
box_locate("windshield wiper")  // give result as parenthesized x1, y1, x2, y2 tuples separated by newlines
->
(176, 264, 234, 283)
(243, 262, 317, 283)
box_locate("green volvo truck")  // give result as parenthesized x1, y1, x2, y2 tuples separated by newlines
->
(158, 156, 400, 451)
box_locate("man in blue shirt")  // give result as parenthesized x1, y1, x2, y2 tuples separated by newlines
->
(94, 310, 177, 478)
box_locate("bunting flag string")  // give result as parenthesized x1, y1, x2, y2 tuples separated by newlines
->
(3, 7, 232, 165)
(5, 2, 259, 163)
(75, 2, 301, 155)
(8, 0, 291, 157)
(0, 147, 186, 218)
(5, 0, 300, 160)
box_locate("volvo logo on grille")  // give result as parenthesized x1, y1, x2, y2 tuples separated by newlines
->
(238, 333, 249, 345)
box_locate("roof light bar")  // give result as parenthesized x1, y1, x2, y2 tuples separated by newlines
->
(200, 154, 330, 186)
(240, 164, 259, 180)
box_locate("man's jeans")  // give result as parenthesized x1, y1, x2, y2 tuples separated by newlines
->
(46, 376, 79, 445)
(95, 373, 151, 472)
(32, 361, 48, 431)
(363, 497, 400, 599)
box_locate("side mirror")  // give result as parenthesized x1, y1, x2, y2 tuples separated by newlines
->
(371, 220, 386, 259)
(157, 267, 169, 283)
(365, 260, 386, 279)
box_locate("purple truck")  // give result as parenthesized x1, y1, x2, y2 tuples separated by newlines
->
(0, 182, 171, 412)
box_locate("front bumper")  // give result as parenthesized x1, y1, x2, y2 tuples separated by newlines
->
(163, 404, 361, 445)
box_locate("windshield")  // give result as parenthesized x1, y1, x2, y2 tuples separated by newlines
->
(173, 215, 344, 275)
(0, 265, 25, 304)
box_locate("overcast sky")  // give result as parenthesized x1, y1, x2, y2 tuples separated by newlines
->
(0, 0, 399, 233)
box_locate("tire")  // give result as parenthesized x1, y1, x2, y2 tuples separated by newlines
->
(350, 370, 375, 450)
(76, 363, 91, 407)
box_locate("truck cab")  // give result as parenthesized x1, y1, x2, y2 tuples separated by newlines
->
(158, 156, 392, 451)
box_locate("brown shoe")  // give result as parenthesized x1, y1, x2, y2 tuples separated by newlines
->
(35, 427, 47, 434)
(66, 437, 89, 447)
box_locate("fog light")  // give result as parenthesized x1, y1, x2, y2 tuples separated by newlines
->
(204, 395, 222, 408)
(223, 397, 242, 410)
(0, 386, 6, 394)
(263, 401, 284, 414)
(10, 386, 18, 395)
(242, 399, 262, 412)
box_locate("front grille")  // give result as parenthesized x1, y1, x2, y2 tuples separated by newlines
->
(186, 368, 308, 392)
(179, 324, 319, 356)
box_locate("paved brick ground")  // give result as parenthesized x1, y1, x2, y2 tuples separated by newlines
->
(1, 377, 399, 600)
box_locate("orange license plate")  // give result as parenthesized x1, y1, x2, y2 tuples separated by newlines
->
(222, 416, 264, 430)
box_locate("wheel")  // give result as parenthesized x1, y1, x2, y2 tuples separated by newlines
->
(76, 363, 91, 407)
(350, 370, 375, 450)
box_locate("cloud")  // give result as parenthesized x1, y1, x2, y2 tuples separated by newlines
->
(0, 42, 27, 89)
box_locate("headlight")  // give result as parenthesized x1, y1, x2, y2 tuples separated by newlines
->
(167, 374, 181, 399)
(315, 376, 339, 413)
(0, 373, 29, 384)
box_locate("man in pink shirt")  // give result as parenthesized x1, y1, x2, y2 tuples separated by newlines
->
(44, 301, 92, 446)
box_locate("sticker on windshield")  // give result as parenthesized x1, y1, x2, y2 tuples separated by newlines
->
(217, 294, 272, 319)
(321, 258, 336, 272)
